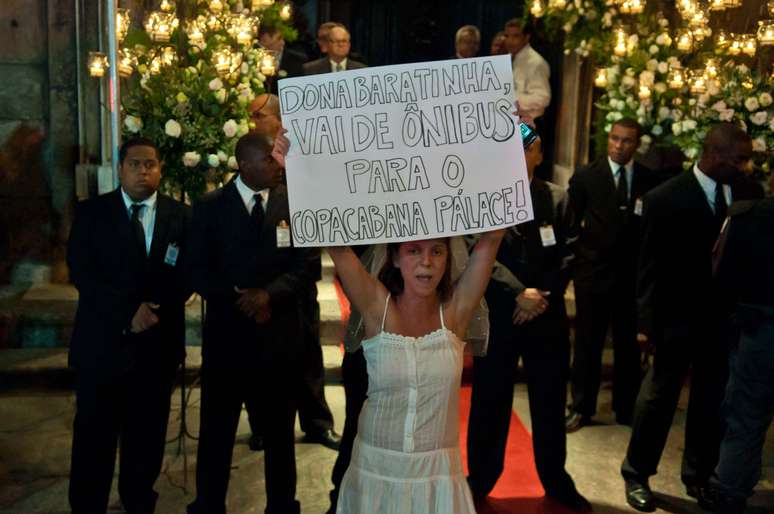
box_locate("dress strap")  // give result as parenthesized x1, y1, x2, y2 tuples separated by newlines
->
(380, 293, 391, 332)
(439, 302, 446, 330)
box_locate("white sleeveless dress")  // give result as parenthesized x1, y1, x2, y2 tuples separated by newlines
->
(336, 295, 476, 514)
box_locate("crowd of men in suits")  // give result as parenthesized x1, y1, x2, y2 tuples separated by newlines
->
(64, 16, 773, 514)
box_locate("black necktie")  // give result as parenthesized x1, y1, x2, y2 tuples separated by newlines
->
(616, 166, 628, 209)
(715, 184, 727, 222)
(251, 193, 265, 227)
(130, 203, 147, 258)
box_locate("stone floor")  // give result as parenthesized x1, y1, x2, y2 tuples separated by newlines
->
(0, 374, 772, 514)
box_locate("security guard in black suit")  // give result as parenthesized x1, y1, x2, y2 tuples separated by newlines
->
(467, 136, 591, 511)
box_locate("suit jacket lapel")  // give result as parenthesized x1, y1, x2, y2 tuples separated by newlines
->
(595, 159, 621, 217)
(263, 186, 287, 238)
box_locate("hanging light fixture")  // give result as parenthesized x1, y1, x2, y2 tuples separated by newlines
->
(728, 35, 743, 55)
(594, 68, 608, 88)
(530, 0, 546, 18)
(186, 18, 206, 46)
(209, 0, 224, 13)
(117, 48, 137, 78)
(758, 20, 774, 46)
(144, 11, 178, 43)
(667, 67, 686, 89)
(638, 84, 652, 100)
(704, 58, 719, 79)
(159, 45, 178, 67)
(212, 47, 242, 76)
(715, 29, 732, 49)
(740, 34, 757, 56)
(613, 26, 628, 56)
(88, 51, 109, 78)
(227, 14, 258, 46)
(689, 70, 707, 94)
(676, 29, 694, 52)
(279, 3, 293, 20)
(260, 50, 278, 76)
(116, 8, 130, 42)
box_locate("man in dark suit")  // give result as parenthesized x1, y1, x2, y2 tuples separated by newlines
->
(566, 118, 662, 431)
(621, 123, 756, 512)
(246, 94, 339, 451)
(303, 25, 366, 75)
(67, 137, 190, 514)
(186, 133, 319, 514)
(467, 136, 591, 511)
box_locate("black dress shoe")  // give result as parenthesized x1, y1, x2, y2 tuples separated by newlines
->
(248, 433, 264, 451)
(303, 429, 342, 450)
(686, 485, 722, 511)
(565, 411, 591, 433)
(546, 488, 592, 511)
(625, 479, 656, 512)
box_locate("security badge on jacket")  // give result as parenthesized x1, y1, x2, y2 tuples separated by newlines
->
(276, 220, 291, 248)
(634, 198, 643, 216)
(539, 224, 556, 247)
(164, 243, 179, 266)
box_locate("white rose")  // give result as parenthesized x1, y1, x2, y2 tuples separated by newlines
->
(654, 82, 667, 94)
(206, 154, 219, 167)
(759, 92, 773, 107)
(628, 34, 639, 45)
(658, 18, 669, 27)
(769, 118, 774, 131)
(622, 76, 636, 88)
(646, 59, 658, 71)
(223, 119, 238, 138)
(164, 119, 182, 138)
(182, 151, 201, 167)
(278, 69, 288, 78)
(237, 120, 250, 137)
(563, 23, 573, 32)
(649, 45, 659, 55)
(602, 12, 612, 27)
(209, 78, 223, 91)
(616, 99, 627, 110)
(640, 134, 652, 145)
(639, 70, 655, 86)
(712, 100, 727, 112)
(655, 34, 667, 45)
(744, 97, 760, 111)
(750, 111, 768, 126)
(707, 82, 720, 96)
(124, 115, 142, 133)
(698, 93, 710, 106)
(685, 147, 700, 160)
(682, 119, 697, 131)
(752, 136, 766, 152)
(651, 124, 663, 136)
(217, 150, 228, 163)
(228, 156, 239, 169)
(658, 107, 671, 120)
(612, 111, 623, 122)
(214, 88, 227, 104)
(672, 123, 682, 135)
(719, 109, 735, 122)
(737, 64, 750, 74)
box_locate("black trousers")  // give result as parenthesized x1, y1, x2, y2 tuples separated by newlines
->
(570, 285, 642, 419)
(328, 348, 368, 511)
(188, 359, 300, 514)
(621, 323, 729, 487)
(69, 363, 177, 514)
(245, 302, 333, 437)
(467, 304, 577, 497)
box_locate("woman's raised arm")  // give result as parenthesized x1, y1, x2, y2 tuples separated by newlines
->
(450, 229, 505, 329)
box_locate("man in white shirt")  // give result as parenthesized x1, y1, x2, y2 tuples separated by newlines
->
(504, 18, 551, 120)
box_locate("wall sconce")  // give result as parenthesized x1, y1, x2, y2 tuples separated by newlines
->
(212, 47, 242, 76)
(279, 3, 293, 21)
(144, 11, 178, 43)
(594, 68, 608, 88)
(757, 20, 774, 46)
(260, 50, 278, 76)
(118, 48, 137, 78)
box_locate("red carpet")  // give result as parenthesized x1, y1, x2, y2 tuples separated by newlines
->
(333, 276, 580, 513)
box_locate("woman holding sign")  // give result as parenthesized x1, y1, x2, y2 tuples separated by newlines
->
(273, 132, 505, 514)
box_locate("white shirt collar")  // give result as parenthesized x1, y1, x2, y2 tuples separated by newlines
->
(607, 156, 633, 176)
(330, 57, 348, 71)
(235, 174, 269, 213)
(693, 163, 731, 210)
(512, 43, 533, 62)
(121, 189, 157, 213)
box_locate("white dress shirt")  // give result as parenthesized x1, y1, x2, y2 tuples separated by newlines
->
(121, 189, 157, 255)
(608, 157, 634, 199)
(235, 175, 269, 214)
(693, 164, 732, 214)
(330, 58, 348, 72)
(512, 44, 551, 119)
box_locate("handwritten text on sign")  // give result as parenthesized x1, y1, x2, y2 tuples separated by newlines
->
(279, 55, 533, 246)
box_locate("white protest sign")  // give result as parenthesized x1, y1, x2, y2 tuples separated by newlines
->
(279, 55, 534, 247)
